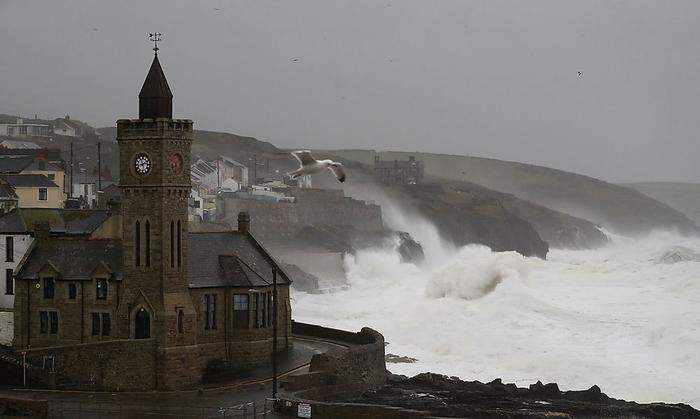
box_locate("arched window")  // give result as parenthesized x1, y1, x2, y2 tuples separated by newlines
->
(177, 220, 182, 268)
(170, 220, 175, 268)
(145, 220, 151, 267)
(135, 308, 150, 339)
(177, 309, 184, 334)
(134, 220, 141, 267)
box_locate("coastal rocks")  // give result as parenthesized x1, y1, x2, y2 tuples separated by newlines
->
(653, 246, 700, 264)
(385, 354, 418, 364)
(356, 373, 699, 418)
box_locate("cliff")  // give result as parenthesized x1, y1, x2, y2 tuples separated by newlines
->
(326, 150, 700, 236)
(623, 182, 700, 225)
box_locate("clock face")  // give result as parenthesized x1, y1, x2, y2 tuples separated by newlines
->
(134, 153, 151, 175)
(169, 153, 183, 175)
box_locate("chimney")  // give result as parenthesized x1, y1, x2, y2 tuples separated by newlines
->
(33, 221, 51, 241)
(237, 211, 250, 234)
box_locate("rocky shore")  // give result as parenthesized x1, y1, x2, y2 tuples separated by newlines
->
(354, 373, 699, 418)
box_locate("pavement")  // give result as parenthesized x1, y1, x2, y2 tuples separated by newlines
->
(0, 337, 346, 418)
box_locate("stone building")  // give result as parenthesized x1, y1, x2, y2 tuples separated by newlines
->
(11, 51, 292, 391)
(374, 155, 424, 185)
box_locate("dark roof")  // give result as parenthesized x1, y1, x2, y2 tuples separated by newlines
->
(0, 174, 57, 188)
(0, 208, 110, 235)
(188, 232, 292, 288)
(0, 183, 17, 200)
(0, 175, 58, 188)
(17, 238, 121, 281)
(139, 55, 173, 119)
(24, 159, 62, 172)
(0, 156, 34, 173)
(0, 209, 26, 233)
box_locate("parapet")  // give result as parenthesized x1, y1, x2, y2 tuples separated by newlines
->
(116, 118, 194, 140)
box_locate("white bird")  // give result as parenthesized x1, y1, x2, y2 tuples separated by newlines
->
(288, 150, 346, 183)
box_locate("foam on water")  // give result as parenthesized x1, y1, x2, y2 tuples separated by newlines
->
(293, 215, 700, 407)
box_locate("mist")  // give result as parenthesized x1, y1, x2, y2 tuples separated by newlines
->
(2, 0, 700, 182)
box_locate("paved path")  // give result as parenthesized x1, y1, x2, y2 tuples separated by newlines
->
(0, 337, 346, 418)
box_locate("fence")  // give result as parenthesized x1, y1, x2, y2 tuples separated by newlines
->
(48, 399, 277, 419)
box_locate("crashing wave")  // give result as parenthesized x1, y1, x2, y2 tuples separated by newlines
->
(652, 246, 700, 264)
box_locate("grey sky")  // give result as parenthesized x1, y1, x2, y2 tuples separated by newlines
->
(1, 0, 699, 183)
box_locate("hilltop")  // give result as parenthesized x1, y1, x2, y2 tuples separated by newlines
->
(323, 150, 700, 236)
(623, 182, 700, 225)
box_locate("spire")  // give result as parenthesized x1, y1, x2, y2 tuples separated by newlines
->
(138, 54, 173, 120)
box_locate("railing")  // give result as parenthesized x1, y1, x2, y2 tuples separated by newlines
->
(48, 399, 278, 419)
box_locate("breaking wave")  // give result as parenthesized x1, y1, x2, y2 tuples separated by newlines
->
(293, 211, 700, 408)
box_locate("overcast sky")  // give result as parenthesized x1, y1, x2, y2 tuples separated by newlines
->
(1, 0, 699, 182)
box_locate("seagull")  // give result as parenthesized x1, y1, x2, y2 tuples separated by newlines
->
(578, 71, 583, 77)
(288, 150, 346, 183)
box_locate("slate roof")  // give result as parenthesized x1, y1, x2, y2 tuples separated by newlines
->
(23, 159, 63, 172)
(0, 183, 18, 200)
(0, 209, 26, 233)
(0, 157, 34, 173)
(139, 55, 172, 99)
(17, 238, 122, 281)
(16, 230, 292, 288)
(0, 208, 110, 235)
(188, 232, 292, 288)
(0, 174, 57, 188)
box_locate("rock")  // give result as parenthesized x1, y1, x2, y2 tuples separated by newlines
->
(653, 246, 700, 264)
(385, 353, 418, 364)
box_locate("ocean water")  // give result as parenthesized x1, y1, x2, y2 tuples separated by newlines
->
(293, 208, 700, 407)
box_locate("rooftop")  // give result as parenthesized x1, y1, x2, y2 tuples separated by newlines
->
(0, 174, 58, 188)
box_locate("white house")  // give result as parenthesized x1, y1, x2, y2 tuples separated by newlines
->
(0, 140, 42, 150)
(0, 210, 32, 311)
(0, 118, 51, 137)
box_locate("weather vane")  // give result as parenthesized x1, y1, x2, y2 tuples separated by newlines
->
(149, 32, 162, 55)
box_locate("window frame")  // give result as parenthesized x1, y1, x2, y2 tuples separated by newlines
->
(5, 268, 13, 295)
(68, 283, 77, 300)
(38, 188, 48, 201)
(232, 294, 249, 329)
(95, 278, 108, 300)
(5, 236, 13, 262)
(42, 277, 55, 299)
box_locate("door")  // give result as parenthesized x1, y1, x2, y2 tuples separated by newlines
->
(134, 308, 150, 339)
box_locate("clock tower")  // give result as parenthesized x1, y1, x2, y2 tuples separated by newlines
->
(116, 50, 197, 355)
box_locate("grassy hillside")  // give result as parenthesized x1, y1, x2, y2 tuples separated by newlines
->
(323, 150, 699, 236)
(623, 182, 700, 225)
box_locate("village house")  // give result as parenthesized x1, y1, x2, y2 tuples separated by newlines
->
(11, 51, 292, 391)
(0, 155, 67, 198)
(0, 118, 51, 138)
(373, 154, 424, 185)
(0, 175, 62, 209)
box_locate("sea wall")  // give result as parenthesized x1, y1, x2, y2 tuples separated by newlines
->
(282, 322, 387, 402)
(216, 188, 383, 239)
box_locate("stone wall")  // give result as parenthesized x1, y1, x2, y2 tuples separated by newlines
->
(0, 396, 48, 418)
(26, 338, 157, 391)
(283, 322, 387, 401)
(216, 188, 383, 240)
(274, 399, 429, 419)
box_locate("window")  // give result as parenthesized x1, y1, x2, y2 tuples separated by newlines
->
(96, 278, 108, 300)
(170, 221, 175, 268)
(43, 278, 55, 299)
(19, 126, 27, 135)
(261, 293, 266, 327)
(38, 188, 47, 201)
(204, 294, 217, 330)
(233, 294, 249, 329)
(5, 268, 12, 295)
(177, 220, 182, 268)
(145, 220, 150, 267)
(251, 293, 258, 328)
(40, 311, 48, 334)
(134, 221, 141, 266)
(91, 312, 111, 336)
(68, 283, 77, 300)
(47, 173, 55, 181)
(267, 293, 272, 326)
(5, 236, 13, 262)
(38, 161, 46, 170)
(40, 311, 58, 335)
(177, 310, 184, 334)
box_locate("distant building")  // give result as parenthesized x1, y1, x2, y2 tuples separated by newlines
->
(374, 155, 424, 185)
(191, 155, 249, 194)
(0, 156, 67, 198)
(0, 140, 42, 150)
(51, 115, 95, 138)
(71, 174, 115, 209)
(0, 183, 18, 215)
(0, 175, 62, 208)
(0, 118, 51, 138)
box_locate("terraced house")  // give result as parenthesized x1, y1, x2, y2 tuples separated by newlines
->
(11, 51, 292, 391)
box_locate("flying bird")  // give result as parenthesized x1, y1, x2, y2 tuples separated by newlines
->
(288, 150, 346, 183)
(578, 71, 583, 77)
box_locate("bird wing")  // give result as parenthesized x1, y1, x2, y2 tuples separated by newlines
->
(291, 150, 316, 166)
(328, 164, 346, 183)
